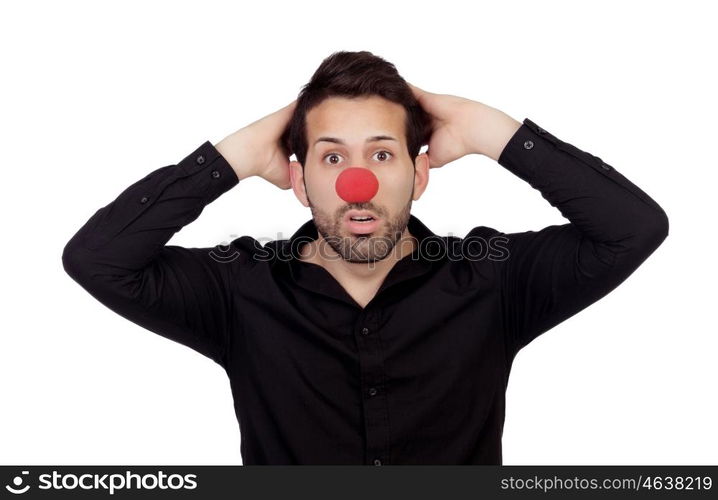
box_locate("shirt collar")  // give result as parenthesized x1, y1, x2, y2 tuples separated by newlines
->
(276, 214, 444, 308)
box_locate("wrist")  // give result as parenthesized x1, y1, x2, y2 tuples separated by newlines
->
(469, 104, 522, 162)
(215, 129, 258, 181)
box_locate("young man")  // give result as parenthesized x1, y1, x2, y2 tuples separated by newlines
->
(62, 51, 669, 465)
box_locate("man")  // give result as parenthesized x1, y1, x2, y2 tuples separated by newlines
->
(62, 51, 669, 465)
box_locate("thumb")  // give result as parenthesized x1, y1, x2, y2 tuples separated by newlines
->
(426, 148, 440, 169)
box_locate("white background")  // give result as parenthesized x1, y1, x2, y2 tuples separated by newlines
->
(1, 0, 715, 465)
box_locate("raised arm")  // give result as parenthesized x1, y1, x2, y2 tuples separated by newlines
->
(61, 100, 296, 369)
(491, 119, 668, 356)
(61, 142, 242, 368)
(408, 83, 668, 358)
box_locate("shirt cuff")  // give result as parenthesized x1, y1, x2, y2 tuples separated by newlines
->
(176, 140, 240, 202)
(497, 118, 557, 184)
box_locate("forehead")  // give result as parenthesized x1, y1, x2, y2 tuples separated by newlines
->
(306, 95, 406, 144)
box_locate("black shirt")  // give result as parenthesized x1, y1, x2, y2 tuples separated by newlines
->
(61, 118, 669, 465)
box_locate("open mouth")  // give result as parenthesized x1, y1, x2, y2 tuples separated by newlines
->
(345, 211, 380, 234)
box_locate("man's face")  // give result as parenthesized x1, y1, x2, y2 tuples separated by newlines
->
(291, 95, 424, 264)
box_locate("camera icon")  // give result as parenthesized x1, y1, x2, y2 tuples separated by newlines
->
(5, 470, 30, 494)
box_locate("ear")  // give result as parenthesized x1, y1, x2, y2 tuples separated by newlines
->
(289, 160, 310, 207)
(412, 152, 430, 201)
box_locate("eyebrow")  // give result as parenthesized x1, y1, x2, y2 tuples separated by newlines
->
(314, 135, 398, 147)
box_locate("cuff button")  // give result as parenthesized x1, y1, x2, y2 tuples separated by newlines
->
(601, 162, 612, 171)
(211, 170, 221, 179)
(196, 155, 205, 165)
(523, 140, 534, 150)
(140, 196, 149, 204)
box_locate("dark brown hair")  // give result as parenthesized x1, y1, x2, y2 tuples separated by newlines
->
(281, 51, 432, 168)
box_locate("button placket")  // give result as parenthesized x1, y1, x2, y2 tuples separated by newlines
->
(354, 306, 390, 465)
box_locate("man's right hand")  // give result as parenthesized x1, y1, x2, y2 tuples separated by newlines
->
(215, 100, 297, 190)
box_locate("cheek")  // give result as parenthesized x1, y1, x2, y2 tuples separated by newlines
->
(376, 169, 414, 199)
(306, 173, 342, 206)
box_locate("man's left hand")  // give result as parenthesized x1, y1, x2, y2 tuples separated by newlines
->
(408, 83, 521, 165)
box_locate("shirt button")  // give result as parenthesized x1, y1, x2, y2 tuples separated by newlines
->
(368, 387, 377, 397)
(140, 196, 149, 204)
(211, 170, 221, 179)
(373, 459, 382, 466)
(196, 155, 205, 165)
(361, 327, 369, 335)
(523, 140, 534, 150)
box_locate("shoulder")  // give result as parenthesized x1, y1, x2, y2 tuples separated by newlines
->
(459, 225, 510, 264)
(426, 226, 507, 290)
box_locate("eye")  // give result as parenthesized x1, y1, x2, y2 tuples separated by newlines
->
(322, 150, 394, 165)
(324, 153, 342, 165)
(373, 150, 393, 162)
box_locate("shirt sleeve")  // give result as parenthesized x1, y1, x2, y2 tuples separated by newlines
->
(484, 118, 669, 358)
(61, 141, 241, 369)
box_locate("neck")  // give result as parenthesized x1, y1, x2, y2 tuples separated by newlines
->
(301, 227, 417, 281)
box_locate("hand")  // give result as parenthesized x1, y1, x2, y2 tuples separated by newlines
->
(408, 83, 481, 169)
(408, 83, 521, 164)
(215, 100, 297, 190)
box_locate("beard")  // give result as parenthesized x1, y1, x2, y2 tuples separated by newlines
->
(307, 188, 414, 265)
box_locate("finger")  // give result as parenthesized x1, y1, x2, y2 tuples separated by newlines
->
(426, 150, 444, 169)
(408, 82, 425, 92)
(268, 100, 297, 121)
(270, 100, 298, 132)
(407, 82, 427, 100)
(408, 83, 442, 121)
(425, 149, 436, 169)
(278, 99, 297, 118)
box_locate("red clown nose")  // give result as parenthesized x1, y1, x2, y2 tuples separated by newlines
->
(335, 167, 379, 203)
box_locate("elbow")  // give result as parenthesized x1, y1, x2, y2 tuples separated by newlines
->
(608, 207, 668, 278)
(62, 240, 92, 285)
(627, 206, 669, 263)
(62, 241, 81, 282)
(644, 206, 669, 250)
